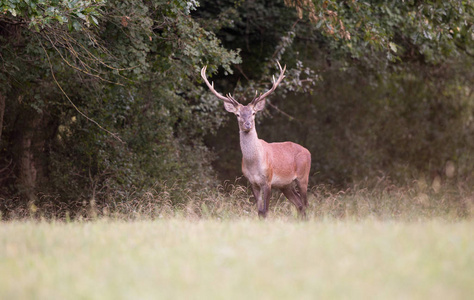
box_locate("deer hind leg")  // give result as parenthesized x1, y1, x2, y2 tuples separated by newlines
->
(296, 178, 309, 208)
(295, 150, 311, 208)
(281, 185, 306, 218)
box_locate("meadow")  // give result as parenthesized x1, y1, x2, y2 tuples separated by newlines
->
(1, 183, 473, 299)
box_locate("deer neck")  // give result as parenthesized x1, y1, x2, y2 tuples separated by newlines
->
(239, 127, 263, 163)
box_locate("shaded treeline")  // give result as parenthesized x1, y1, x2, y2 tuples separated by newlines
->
(0, 0, 473, 215)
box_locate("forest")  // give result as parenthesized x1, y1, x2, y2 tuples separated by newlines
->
(0, 0, 473, 217)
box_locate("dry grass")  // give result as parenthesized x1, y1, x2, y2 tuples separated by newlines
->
(2, 178, 472, 221)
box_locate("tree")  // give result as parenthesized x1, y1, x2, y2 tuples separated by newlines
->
(0, 0, 240, 209)
(198, 0, 474, 185)
(0, 0, 472, 216)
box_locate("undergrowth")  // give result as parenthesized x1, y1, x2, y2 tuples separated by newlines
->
(1, 178, 473, 221)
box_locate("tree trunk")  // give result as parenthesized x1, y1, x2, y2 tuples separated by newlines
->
(0, 93, 5, 141)
(14, 109, 44, 205)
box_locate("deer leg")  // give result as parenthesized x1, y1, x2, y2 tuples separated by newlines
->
(293, 185, 307, 219)
(251, 184, 265, 218)
(264, 183, 271, 216)
(257, 183, 271, 218)
(250, 183, 260, 203)
(252, 185, 263, 216)
(295, 150, 311, 208)
(281, 186, 306, 219)
(296, 178, 309, 208)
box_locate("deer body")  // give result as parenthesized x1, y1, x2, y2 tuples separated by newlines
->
(201, 62, 311, 218)
(240, 132, 308, 188)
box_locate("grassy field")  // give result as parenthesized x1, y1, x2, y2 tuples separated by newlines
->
(1, 217, 473, 300)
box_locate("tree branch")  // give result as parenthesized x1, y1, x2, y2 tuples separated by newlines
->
(40, 40, 125, 144)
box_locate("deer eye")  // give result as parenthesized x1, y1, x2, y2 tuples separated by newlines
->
(236, 113, 240, 117)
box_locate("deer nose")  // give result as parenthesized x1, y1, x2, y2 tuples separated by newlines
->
(244, 121, 252, 130)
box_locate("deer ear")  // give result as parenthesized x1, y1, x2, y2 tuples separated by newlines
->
(224, 102, 238, 113)
(253, 99, 266, 112)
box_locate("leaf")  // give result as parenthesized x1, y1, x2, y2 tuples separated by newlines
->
(389, 42, 397, 53)
(90, 15, 99, 26)
(72, 19, 82, 31)
(76, 12, 86, 21)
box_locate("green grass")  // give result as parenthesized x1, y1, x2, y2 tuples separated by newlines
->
(1, 218, 473, 299)
(1, 182, 473, 299)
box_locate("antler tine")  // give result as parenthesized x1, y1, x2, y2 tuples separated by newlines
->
(251, 61, 286, 105)
(226, 93, 239, 104)
(201, 66, 239, 105)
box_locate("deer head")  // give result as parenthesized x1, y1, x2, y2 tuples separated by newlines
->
(201, 62, 286, 133)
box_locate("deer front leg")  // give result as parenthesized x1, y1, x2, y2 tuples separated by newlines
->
(255, 183, 271, 218)
(250, 184, 262, 217)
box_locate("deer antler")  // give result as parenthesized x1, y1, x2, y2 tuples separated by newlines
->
(251, 61, 286, 105)
(201, 66, 239, 106)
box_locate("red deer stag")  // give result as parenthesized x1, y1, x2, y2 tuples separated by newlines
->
(201, 62, 311, 218)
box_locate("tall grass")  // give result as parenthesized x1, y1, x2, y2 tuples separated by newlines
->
(1, 178, 473, 221)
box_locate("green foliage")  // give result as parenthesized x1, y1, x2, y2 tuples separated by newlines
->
(43, 0, 241, 199)
(0, 0, 240, 204)
(288, 0, 474, 63)
(201, 0, 474, 187)
(1, 0, 104, 31)
(0, 0, 473, 213)
(265, 59, 474, 186)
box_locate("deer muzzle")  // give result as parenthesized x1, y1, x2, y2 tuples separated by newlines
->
(242, 121, 252, 132)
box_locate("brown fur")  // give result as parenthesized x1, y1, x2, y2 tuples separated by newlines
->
(201, 63, 311, 218)
(236, 106, 311, 218)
